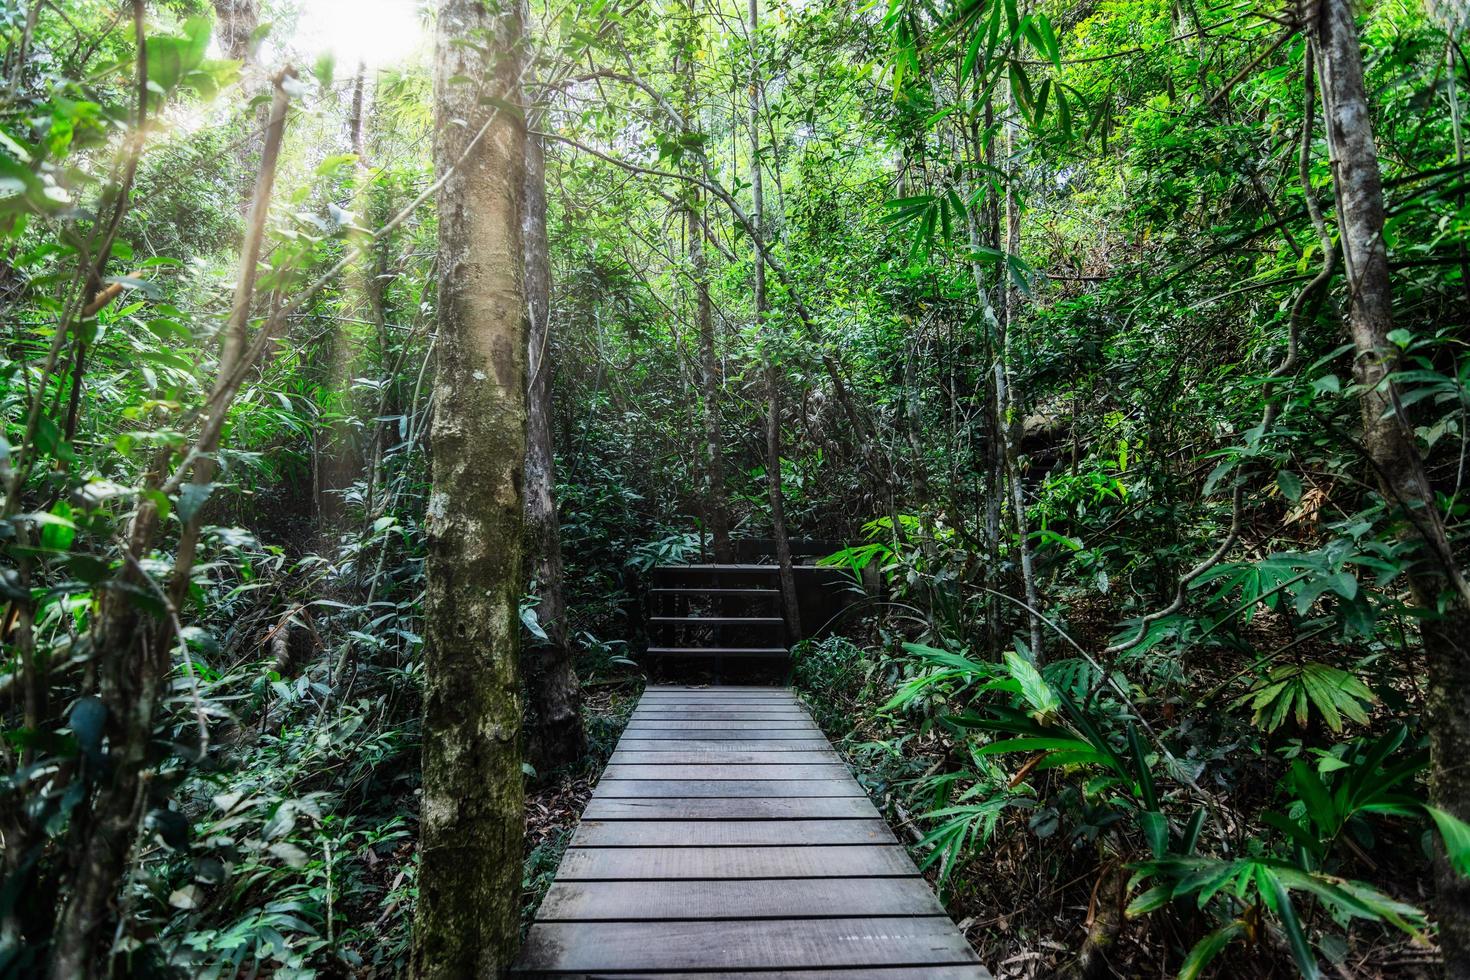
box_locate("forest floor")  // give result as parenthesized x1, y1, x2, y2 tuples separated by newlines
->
(789, 619, 1443, 980)
(519, 682, 641, 937)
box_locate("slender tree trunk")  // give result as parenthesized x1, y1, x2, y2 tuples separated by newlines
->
(1000, 68, 1043, 661)
(319, 64, 371, 531)
(48, 65, 293, 980)
(748, 0, 800, 639)
(414, 0, 528, 973)
(765, 364, 802, 639)
(965, 95, 1023, 658)
(1313, 4, 1470, 973)
(523, 114, 584, 771)
(679, 0, 730, 563)
(692, 199, 731, 561)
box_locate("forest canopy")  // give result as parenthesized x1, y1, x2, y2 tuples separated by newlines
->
(2, 0, 1470, 976)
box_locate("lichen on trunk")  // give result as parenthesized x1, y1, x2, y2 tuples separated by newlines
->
(414, 0, 529, 974)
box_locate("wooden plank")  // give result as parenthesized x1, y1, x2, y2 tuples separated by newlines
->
(555, 845, 918, 880)
(643, 687, 782, 693)
(575, 968, 990, 979)
(632, 717, 817, 725)
(610, 750, 840, 765)
(535, 875, 937, 920)
(648, 587, 780, 595)
(582, 797, 880, 820)
(593, 779, 862, 798)
(641, 690, 796, 697)
(603, 764, 850, 781)
(571, 818, 895, 847)
(649, 616, 785, 625)
(616, 729, 821, 740)
(645, 647, 791, 658)
(625, 719, 818, 731)
(632, 708, 810, 716)
(516, 917, 981, 972)
(642, 687, 796, 693)
(640, 696, 799, 705)
(636, 705, 804, 712)
(618, 738, 831, 751)
(635, 705, 811, 714)
(635, 701, 802, 708)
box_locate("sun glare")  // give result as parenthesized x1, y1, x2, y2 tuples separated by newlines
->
(292, 0, 428, 71)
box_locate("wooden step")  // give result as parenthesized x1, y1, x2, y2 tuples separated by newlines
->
(649, 587, 779, 595)
(644, 646, 789, 658)
(649, 616, 784, 626)
(662, 563, 783, 571)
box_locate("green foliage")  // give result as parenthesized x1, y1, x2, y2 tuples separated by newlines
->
(1237, 662, 1375, 734)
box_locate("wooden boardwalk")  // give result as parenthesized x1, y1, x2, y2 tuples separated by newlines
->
(513, 685, 991, 977)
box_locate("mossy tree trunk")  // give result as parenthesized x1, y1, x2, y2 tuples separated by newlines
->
(414, 0, 528, 974)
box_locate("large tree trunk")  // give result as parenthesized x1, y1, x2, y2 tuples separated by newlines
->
(1313, 3, 1470, 973)
(749, 0, 800, 640)
(523, 118, 584, 771)
(414, 0, 528, 974)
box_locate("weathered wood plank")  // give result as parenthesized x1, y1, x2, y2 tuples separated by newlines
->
(616, 729, 822, 740)
(635, 707, 805, 714)
(610, 750, 841, 765)
(593, 779, 861, 798)
(535, 875, 937, 920)
(578, 969, 990, 979)
(635, 714, 817, 719)
(636, 706, 803, 713)
(556, 845, 919, 880)
(632, 715, 811, 723)
(570, 818, 895, 847)
(625, 719, 818, 731)
(617, 738, 829, 752)
(641, 690, 798, 697)
(639, 697, 797, 703)
(602, 763, 850, 780)
(581, 797, 881, 820)
(516, 917, 981, 972)
(639, 697, 798, 705)
(644, 685, 787, 692)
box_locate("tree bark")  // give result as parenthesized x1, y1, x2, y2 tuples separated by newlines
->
(1313, 3, 1470, 973)
(523, 112, 584, 771)
(212, 0, 260, 63)
(413, 0, 528, 974)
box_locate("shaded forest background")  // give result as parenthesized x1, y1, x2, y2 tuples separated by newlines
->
(3, 0, 1470, 976)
